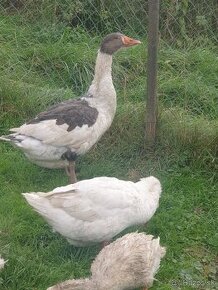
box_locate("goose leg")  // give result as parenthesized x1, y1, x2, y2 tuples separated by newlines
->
(62, 151, 78, 184)
(65, 161, 77, 184)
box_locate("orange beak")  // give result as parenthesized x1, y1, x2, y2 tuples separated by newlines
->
(121, 35, 141, 46)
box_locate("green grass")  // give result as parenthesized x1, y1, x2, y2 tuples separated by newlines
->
(0, 148, 217, 290)
(0, 13, 218, 290)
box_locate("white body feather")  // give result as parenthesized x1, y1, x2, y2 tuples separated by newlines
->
(22, 176, 162, 246)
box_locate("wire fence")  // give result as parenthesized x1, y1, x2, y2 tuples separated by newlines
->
(0, 0, 217, 123)
(1, 0, 217, 42)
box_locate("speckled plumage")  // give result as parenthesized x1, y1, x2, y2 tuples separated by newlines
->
(47, 232, 166, 290)
(22, 176, 162, 246)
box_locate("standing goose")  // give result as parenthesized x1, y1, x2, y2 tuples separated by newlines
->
(47, 232, 166, 290)
(22, 176, 161, 246)
(0, 33, 141, 183)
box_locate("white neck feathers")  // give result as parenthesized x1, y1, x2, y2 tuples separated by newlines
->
(88, 51, 114, 96)
(93, 51, 113, 83)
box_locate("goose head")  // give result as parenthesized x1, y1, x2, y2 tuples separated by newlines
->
(136, 176, 162, 197)
(100, 32, 141, 55)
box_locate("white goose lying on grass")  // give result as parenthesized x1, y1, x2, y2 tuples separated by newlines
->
(47, 232, 166, 290)
(22, 176, 162, 247)
(0, 33, 141, 183)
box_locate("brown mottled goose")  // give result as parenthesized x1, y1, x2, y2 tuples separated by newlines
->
(0, 33, 141, 183)
(47, 232, 166, 290)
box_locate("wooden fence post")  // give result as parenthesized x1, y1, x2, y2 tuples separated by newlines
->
(145, 0, 160, 145)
